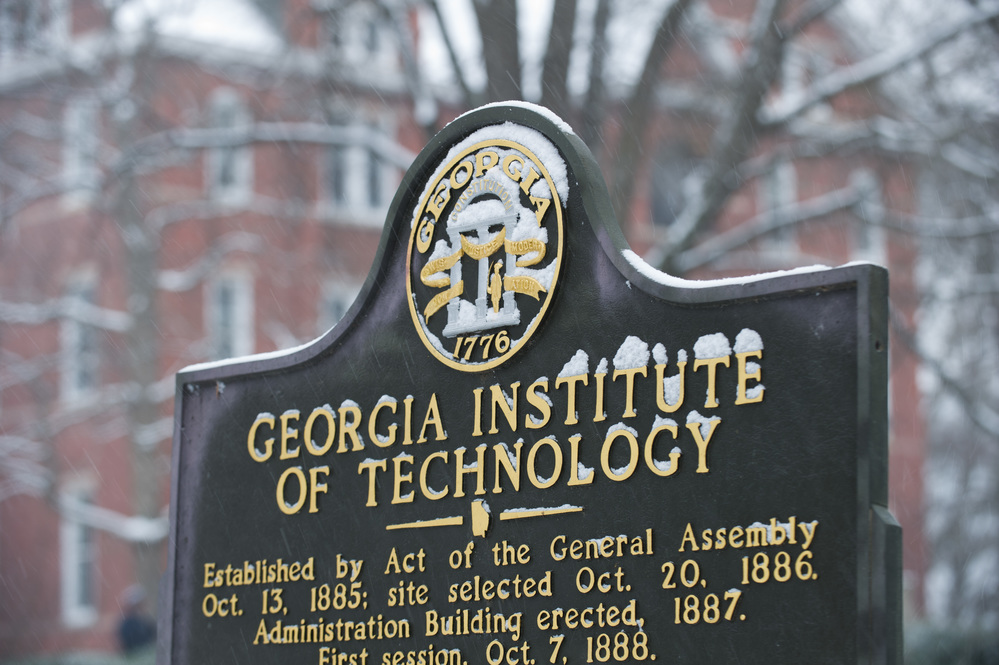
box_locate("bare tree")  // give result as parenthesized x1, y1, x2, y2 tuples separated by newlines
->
(0, 1, 415, 604)
(3, 0, 998, 633)
(417, 0, 999, 627)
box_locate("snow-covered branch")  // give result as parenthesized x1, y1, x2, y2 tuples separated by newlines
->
(762, 2, 999, 127)
(891, 306, 999, 440)
(158, 232, 265, 292)
(787, 116, 999, 180)
(650, 0, 788, 271)
(880, 209, 999, 239)
(144, 195, 312, 233)
(0, 297, 133, 332)
(133, 417, 174, 451)
(675, 184, 862, 272)
(111, 122, 416, 183)
(59, 492, 168, 545)
(0, 435, 49, 502)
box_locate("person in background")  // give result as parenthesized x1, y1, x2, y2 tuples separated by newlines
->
(118, 584, 156, 656)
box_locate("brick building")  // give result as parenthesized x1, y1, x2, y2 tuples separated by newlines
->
(0, 0, 927, 659)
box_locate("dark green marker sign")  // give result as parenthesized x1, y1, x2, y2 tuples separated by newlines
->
(161, 103, 901, 665)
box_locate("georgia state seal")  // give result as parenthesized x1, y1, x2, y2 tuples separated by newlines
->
(406, 125, 566, 371)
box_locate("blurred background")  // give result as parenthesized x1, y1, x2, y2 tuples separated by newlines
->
(0, 0, 996, 662)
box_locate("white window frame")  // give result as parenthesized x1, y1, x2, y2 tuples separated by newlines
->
(61, 482, 98, 628)
(207, 88, 253, 205)
(62, 96, 99, 202)
(321, 111, 397, 226)
(323, 2, 398, 74)
(60, 276, 99, 405)
(206, 269, 254, 360)
(850, 168, 886, 264)
(759, 158, 798, 249)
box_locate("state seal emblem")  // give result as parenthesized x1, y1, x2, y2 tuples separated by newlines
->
(407, 123, 567, 371)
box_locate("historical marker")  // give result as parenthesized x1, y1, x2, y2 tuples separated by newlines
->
(160, 103, 901, 665)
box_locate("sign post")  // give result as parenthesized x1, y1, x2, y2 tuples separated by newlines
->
(160, 103, 901, 665)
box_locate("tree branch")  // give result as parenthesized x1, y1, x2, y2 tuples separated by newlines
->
(110, 122, 417, 183)
(59, 492, 169, 544)
(158, 232, 265, 292)
(427, 0, 476, 105)
(540, 0, 578, 119)
(0, 297, 133, 332)
(650, 0, 788, 272)
(609, 0, 695, 219)
(761, 3, 999, 127)
(675, 183, 862, 272)
(472, 0, 523, 102)
(890, 305, 999, 439)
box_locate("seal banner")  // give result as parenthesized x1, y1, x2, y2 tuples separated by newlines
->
(406, 128, 566, 372)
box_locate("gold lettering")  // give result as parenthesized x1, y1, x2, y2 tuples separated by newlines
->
(493, 441, 523, 493)
(502, 153, 525, 181)
(338, 404, 363, 452)
(555, 373, 588, 425)
(370, 400, 398, 448)
(474, 151, 499, 178)
(644, 422, 680, 477)
(686, 417, 721, 473)
(248, 414, 275, 462)
(655, 361, 686, 413)
(358, 459, 387, 507)
(420, 451, 449, 500)
(276, 466, 307, 515)
(735, 350, 765, 405)
(304, 407, 335, 456)
(392, 454, 415, 504)
(519, 167, 541, 196)
(529, 196, 551, 225)
(679, 523, 699, 552)
(693, 356, 731, 408)
(418, 393, 446, 443)
(612, 367, 647, 418)
(489, 383, 519, 434)
(472, 387, 484, 437)
(593, 370, 607, 422)
(454, 445, 487, 498)
(279, 411, 300, 459)
(524, 379, 551, 429)
(601, 428, 639, 481)
(567, 435, 594, 486)
(308, 466, 329, 513)
(527, 437, 563, 489)
(402, 396, 415, 445)
(450, 160, 473, 189)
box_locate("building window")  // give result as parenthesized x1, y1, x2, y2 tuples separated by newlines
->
(323, 2, 396, 70)
(60, 279, 99, 404)
(207, 89, 253, 205)
(322, 118, 396, 223)
(319, 281, 361, 334)
(326, 143, 347, 207)
(61, 486, 97, 627)
(851, 169, 885, 264)
(62, 97, 99, 198)
(207, 271, 253, 360)
(651, 140, 697, 228)
(759, 158, 797, 247)
(366, 141, 382, 209)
